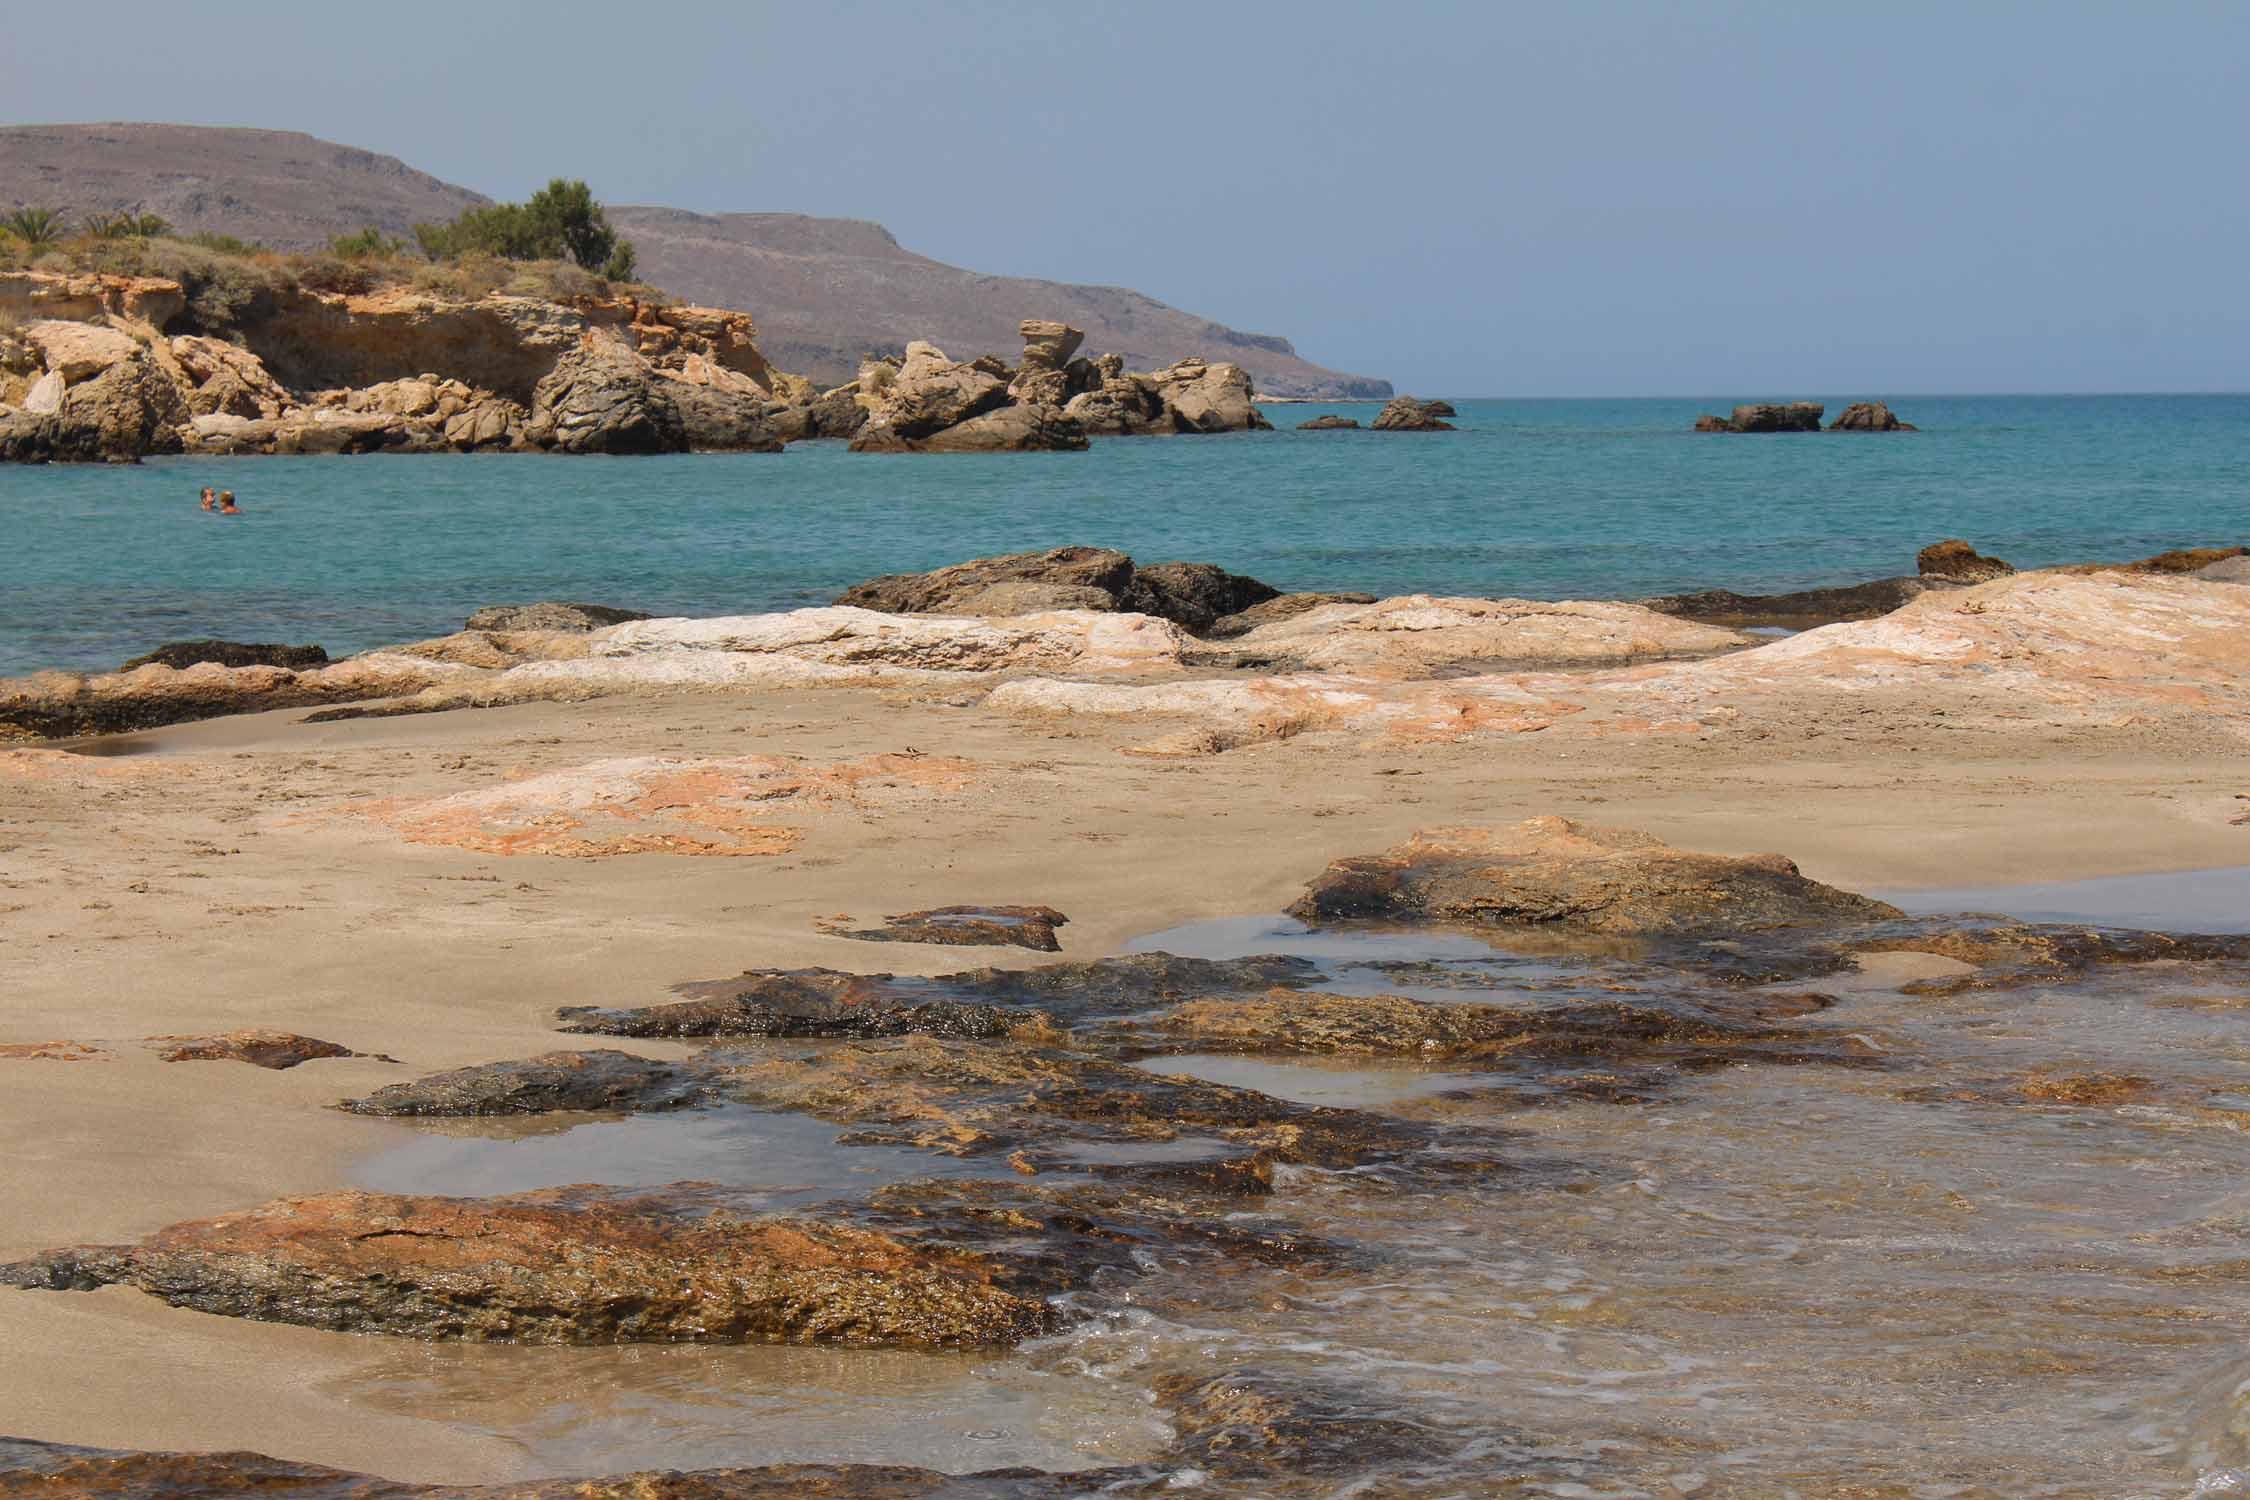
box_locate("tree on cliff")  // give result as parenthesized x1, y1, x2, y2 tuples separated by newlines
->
(413, 179, 637, 281)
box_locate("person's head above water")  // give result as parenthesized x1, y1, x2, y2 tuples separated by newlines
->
(218, 491, 238, 514)
(199, 487, 214, 510)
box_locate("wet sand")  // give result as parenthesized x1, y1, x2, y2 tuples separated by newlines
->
(2, 675, 2246, 1482)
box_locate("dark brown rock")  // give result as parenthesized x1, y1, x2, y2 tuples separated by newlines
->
(1724, 402, 1824, 433)
(145, 1030, 374, 1070)
(1637, 577, 1936, 630)
(1288, 818, 1903, 937)
(1829, 401, 1916, 431)
(557, 969, 1059, 1043)
(820, 905, 1069, 952)
(0, 1187, 1056, 1347)
(1692, 414, 1731, 432)
(338, 1049, 697, 1117)
(767, 387, 869, 443)
(1369, 396, 1455, 431)
(1917, 539, 2016, 583)
(526, 340, 686, 455)
(462, 602, 651, 633)
(906, 403, 1088, 453)
(1122, 562, 1283, 634)
(837, 547, 1137, 615)
(1295, 414, 1360, 430)
(118, 641, 328, 673)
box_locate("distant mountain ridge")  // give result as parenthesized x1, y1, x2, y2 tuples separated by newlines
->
(0, 124, 1389, 399)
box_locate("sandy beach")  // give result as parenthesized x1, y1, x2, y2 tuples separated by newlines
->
(4, 580, 2246, 1483)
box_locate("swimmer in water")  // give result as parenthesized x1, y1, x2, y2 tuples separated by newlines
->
(199, 487, 215, 511)
(218, 491, 239, 515)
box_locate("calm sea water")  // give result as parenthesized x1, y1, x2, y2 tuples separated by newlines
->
(3, 393, 2243, 674)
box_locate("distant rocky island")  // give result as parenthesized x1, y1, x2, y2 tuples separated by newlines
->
(0, 123, 1389, 400)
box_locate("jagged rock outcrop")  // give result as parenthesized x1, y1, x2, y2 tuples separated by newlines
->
(1288, 818, 1904, 936)
(1830, 401, 1916, 431)
(1917, 539, 2016, 583)
(767, 386, 868, 442)
(525, 338, 687, 454)
(1370, 396, 1455, 431)
(834, 547, 1280, 633)
(1695, 402, 1826, 433)
(0, 1187, 1055, 1347)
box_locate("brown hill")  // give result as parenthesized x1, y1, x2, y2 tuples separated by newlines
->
(1, 124, 1389, 399)
(607, 207, 1391, 398)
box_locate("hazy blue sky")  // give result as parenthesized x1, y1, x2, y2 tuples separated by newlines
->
(7, 1, 2246, 394)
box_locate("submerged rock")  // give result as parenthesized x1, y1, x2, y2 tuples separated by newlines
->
(1917, 539, 2016, 583)
(116, 640, 329, 673)
(820, 905, 1070, 952)
(339, 1049, 697, 1116)
(0, 1187, 1055, 1347)
(1369, 396, 1454, 431)
(1289, 817, 1903, 936)
(558, 969, 1059, 1042)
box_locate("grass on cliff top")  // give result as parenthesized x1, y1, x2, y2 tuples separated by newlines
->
(0, 232, 673, 338)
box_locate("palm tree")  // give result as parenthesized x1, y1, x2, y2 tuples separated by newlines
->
(3, 207, 67, 249)
(128, 213, 171, 239)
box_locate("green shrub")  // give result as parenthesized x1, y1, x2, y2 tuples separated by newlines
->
(328, 225, 406, 259)
(414, 178, 636, 275)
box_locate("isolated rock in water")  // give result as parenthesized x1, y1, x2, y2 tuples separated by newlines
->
(1422, 401, 1458, 417)
(1693, 414, 1731, 432)
(1370, 396, 1455, 431)
(1297, 414, 1361, 429)
(1227, 595, 1748, 674)
(2198, 555, 2250, 583)
(339, 1049, 697, 1116)
(0, 1187, 1055, 1347)
(117, 640, 329, 673)
(1207, 591, 1381, 638)
(1125, 562, 1284, 634)
(1143, 357, 1272, 433)
(910, 402, 1090, 452)
(1288, 817, 1903, 935)
(145, 1030, 368, 1070)
(527, 338, 687, 454)
(465, 602, 651, 633)
(1724, 402, 1824, 433)
(1638, 577, 1936, 630)
(1830, 401, 1916, 431)
(1918, 539, 2016, 583)
(821, 905, 1070, 952)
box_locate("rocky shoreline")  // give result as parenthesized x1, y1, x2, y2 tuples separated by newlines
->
(0, 272, 1281, 463)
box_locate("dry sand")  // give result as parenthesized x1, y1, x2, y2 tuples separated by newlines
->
(2, 634, 2246, 1477)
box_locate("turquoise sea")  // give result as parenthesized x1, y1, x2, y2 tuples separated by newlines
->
(4, 393, 2244, 675)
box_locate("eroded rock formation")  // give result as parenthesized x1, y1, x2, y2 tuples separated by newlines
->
(1369, 396, 1454, 431)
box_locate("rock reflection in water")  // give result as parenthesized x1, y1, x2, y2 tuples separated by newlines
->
(329, 1338, 1168, 1480)
(1875, 864, 2250, 935)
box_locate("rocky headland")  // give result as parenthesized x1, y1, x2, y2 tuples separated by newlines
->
(0, 271, 1275, 462)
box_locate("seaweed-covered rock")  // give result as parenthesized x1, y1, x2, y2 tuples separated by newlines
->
(1289, 818, 1902, 936)
(117, 640, 329, 673)
(0, 1187, 1054, 1347)
(1917, 539, 2015, 583)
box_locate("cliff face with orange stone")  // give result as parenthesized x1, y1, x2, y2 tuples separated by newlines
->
(0, 269, 796, 461)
